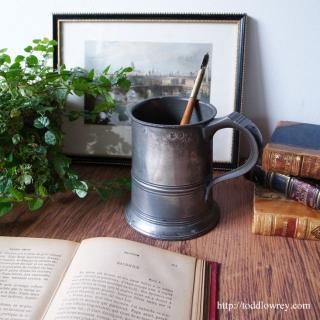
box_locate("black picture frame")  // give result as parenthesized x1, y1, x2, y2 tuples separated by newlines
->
(53, 13, 247, 169)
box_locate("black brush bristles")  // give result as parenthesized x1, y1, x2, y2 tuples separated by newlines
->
(201, 53, 209, 69)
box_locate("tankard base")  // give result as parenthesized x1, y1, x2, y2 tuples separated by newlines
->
(125, 202, 220, 240)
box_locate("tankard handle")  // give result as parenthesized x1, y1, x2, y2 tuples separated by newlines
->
(203, 112, 262, 201)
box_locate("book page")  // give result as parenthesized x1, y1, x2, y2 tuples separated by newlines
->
(44, 237, 197, 320)
(191, 259, 204, 320)
(0, 237, 78, 320)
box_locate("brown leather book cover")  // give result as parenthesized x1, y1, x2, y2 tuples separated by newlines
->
(252, 186, 320, 240)
(262, 143, 320, 179)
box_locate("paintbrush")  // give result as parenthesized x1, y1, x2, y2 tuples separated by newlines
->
(180, 53, 209, 125)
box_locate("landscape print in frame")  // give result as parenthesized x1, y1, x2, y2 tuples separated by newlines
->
(53, 13, 247, 169)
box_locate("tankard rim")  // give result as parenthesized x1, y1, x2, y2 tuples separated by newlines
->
(130, 96, 217, 128)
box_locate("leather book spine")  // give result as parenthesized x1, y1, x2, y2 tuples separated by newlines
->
(262, 144, 320, 179)
(300, 156, 320, 179)
(252, 214, 320, 240)
(250, 167, 320, 209)
(286, 177, 320, 209)
(262, 146, 302, 176)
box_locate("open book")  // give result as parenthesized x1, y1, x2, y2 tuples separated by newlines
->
(0, 236, 218, 320)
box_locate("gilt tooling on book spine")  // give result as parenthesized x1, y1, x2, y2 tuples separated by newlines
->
(262, 143, 320, 179)
(262, 121, 320, 180)
(249, 165, 320, 209)
(252, 186, 320, 240)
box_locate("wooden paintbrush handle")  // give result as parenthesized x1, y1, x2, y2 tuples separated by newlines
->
(180, 97, 196, 125)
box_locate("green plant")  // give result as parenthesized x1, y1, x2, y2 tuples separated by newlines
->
(0, 38, 132, 216)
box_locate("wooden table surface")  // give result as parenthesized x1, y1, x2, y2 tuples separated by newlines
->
(1, 165, 319, 320)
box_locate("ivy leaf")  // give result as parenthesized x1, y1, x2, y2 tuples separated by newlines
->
(26, 55, 38, 66)
(53, 88, 68, 104)
(0, 54, 11, 65)
(60, 69, 71, 81)
(74, 181, 88, 198)
(117, 78, 131, 91)
(45, 72, 60, 82)
(0, 177, 12, 194)
(23, 175, 33, 185)
(121, 66, 134, 73)
(10, 108, 21, 118)
(24, 45, 33, 52)
(0, 198, 14, 203)
(6, 68, 22, 80)
(103, 65, 111, 74)
(34, 45, 46, 52)
(35, 184, 47, 197)
(7, 166, 17, 176)
(34, 116, 50, 129)
(14, 55, 25, 63)
(36, 146, 47, 155)
(12, 134, 22, 145)
(28, 198, 44, 211)
(48, 40, 58, 46)
(44, 130, 56, 145)
(94, 101, 114, 113)
(9, 187, 24, 201)
(94, 95, 115, 113)
(72, 77, 89, 95)
(6, 153, 14, 163)
(53, 154, 71, 177)
(1, 54, 11, 63)
(87, 69, 95, 80)
(0, 202, 13, 216)
(99, 75, 111, 86)
(9, 62, 22, 70)
(65, 178, 88, 198)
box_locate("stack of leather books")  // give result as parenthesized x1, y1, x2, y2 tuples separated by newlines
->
(248, 121, 320, 241)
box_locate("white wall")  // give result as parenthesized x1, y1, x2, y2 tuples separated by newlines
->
(1, 0, 319, 145)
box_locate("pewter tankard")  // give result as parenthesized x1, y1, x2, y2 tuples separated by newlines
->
(125, 96, 261, 240)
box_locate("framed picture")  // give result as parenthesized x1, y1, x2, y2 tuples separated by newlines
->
(53, 13, 247, 169)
